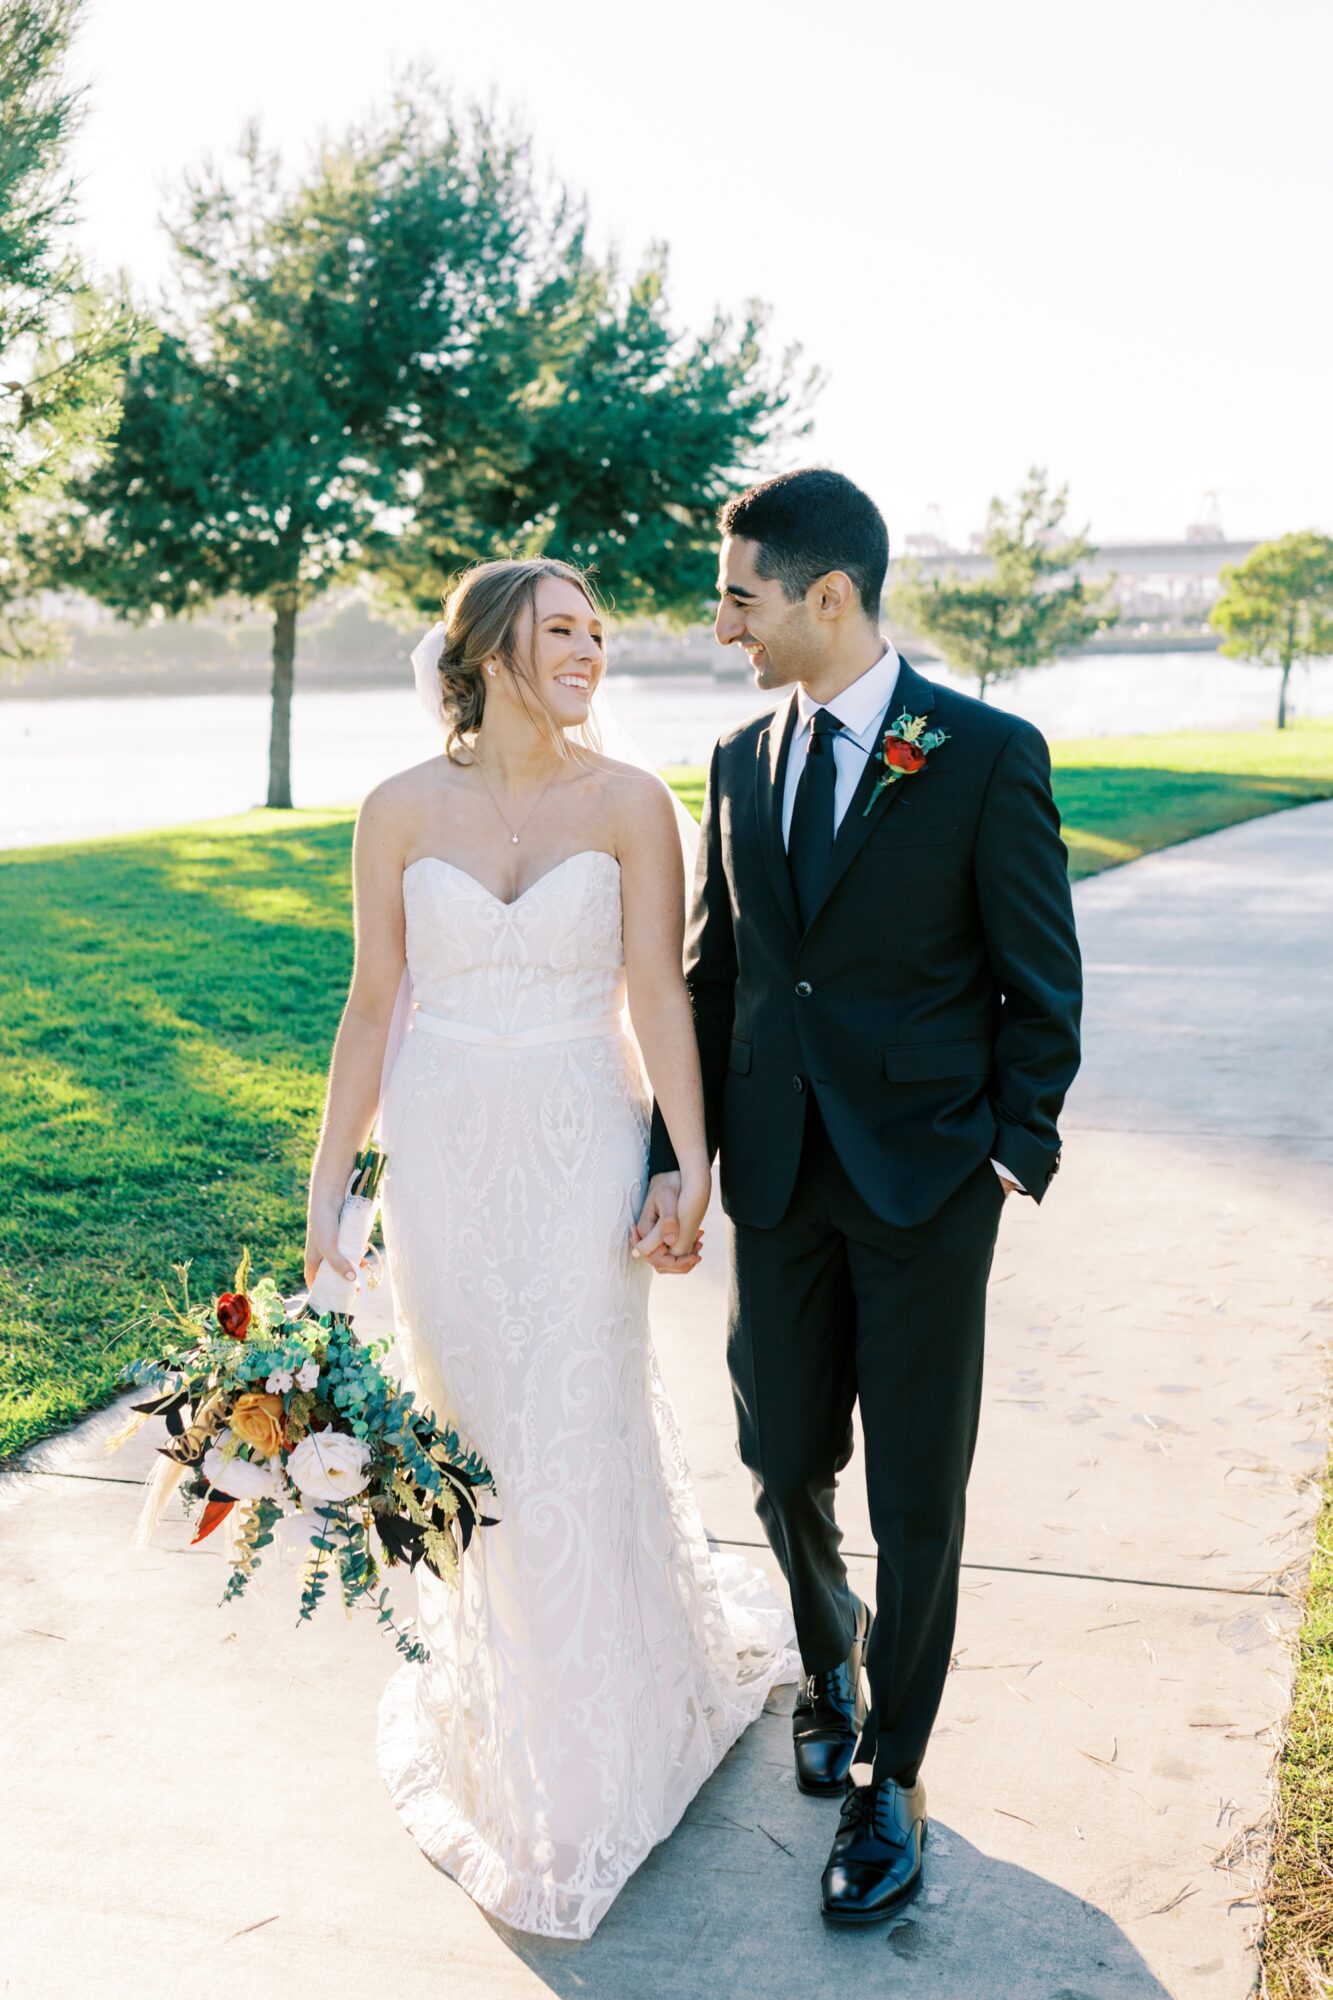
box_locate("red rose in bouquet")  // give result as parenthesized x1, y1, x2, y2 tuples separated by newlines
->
(216, 1292, 252, 1340)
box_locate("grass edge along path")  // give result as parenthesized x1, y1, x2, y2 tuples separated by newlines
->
(1261, 1454, 1333, 2000)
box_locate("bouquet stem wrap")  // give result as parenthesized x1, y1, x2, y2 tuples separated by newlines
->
(306, 1144, 387, 1319)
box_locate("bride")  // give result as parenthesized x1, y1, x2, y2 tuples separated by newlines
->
(304, 556, 796, 1939)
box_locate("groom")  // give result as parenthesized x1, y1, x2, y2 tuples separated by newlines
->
(635, 468, 1082, 1923)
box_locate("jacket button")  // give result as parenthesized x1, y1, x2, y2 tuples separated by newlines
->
(793, 1076, 805, 1093)
(795, 980, 812, 997)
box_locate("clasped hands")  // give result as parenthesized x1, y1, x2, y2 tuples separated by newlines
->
(632, 1160, 1019, 1275)
(631, 1169, 709, 1274)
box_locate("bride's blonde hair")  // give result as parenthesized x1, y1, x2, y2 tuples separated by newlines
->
(436, 557, 606, 765)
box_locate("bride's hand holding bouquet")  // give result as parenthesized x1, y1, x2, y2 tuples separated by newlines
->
(304, 1142, 387, 1317)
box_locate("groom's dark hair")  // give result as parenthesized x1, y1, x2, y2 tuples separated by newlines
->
(720, 468, 889, 618)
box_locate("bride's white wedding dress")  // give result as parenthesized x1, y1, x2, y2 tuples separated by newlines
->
(375, 847, 797, 1939)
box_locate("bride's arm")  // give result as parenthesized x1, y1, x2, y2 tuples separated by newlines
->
(304, 786, 407, 1287)
(618, 774, 711, 1269)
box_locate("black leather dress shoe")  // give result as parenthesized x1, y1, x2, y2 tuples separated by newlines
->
(820, 1776, 927, 1925)
(792, 1598, 871, 1796)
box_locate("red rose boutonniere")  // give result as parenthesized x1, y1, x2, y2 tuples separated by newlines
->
(863, 710, 951, 815)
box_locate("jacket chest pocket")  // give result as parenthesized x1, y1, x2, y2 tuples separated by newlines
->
(728, 1037, 752, 1074)
(872, 818, 964, 851)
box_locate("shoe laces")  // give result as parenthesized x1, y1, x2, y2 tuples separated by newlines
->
(839, 1782, 906, 1841)
(800, 1661, 848, 1706)
(839, 1783, 875, 1831)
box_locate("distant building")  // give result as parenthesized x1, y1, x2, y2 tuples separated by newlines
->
(893, 501, 1258, 652)
(1185, 491, 1226, 544)
(902, 503, 954, 561)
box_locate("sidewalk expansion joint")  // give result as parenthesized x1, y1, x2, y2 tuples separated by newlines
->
(9, 1475, 1300, 1602)
(713, 1536, 1294, 1601)
(8, 1466, 148, 1489)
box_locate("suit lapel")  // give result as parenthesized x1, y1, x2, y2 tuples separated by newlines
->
(753, 693, 802, 936)
(813, 657, 940, 918)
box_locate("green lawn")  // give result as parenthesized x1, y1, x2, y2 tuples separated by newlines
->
(2, 717, 1332, 1463)
(0, 808, 356, 1458)
(666, 715, 1333, 882)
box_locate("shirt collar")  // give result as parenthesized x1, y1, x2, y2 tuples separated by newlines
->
(795, 642, 900, 743)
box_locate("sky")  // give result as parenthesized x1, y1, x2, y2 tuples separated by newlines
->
(65, 0, 1333, 550)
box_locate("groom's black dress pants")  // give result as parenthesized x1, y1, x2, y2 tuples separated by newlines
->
(727, 1090, 1004, 1786)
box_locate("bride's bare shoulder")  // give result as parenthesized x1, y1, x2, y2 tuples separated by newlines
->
(357, 756, 462, 846)
(584, 750, 673, 802)
(362, 756, 460, 816)
(583, 754, 683, 852)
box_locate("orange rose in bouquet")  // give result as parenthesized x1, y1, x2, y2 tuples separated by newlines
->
(229, 1392, 284, 1458)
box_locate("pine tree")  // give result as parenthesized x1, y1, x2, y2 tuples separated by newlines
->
(53, 86, 811, 802)
(890, 470, 1116, 702)
(0, 0, 134, 663)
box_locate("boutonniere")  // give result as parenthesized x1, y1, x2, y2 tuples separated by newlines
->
(863, 710, 951, 815)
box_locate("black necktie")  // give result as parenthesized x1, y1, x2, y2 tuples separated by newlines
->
(788, 707, 841, 926)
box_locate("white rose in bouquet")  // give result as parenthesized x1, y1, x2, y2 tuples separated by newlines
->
(287, 1427, 372, 1503)
(203, 1434, 283, 1501)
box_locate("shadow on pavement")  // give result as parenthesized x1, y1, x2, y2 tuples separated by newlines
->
(487, 1709, 1173, 2000)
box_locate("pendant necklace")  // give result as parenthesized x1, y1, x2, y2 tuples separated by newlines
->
(475, 757, 561, 845)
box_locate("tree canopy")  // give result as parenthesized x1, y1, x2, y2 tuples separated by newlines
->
(54, 85, 811, 804)
(889, 470, 1116, 702)
(0, 0, 133, 663)
(374, 242, 809, 624)
(1210, 531, 1333, 729)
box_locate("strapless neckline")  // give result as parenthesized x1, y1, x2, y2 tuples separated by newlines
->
(404, 848, 619, 913)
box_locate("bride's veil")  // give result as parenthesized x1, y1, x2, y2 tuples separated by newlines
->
(374, 622, 700, 1141)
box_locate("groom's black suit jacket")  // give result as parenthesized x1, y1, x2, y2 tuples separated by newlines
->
(649, 656, 1083, 1230)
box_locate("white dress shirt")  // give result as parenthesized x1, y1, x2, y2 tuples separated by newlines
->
(780, 645, 1024, 1195)
(781, 644, 902, 845)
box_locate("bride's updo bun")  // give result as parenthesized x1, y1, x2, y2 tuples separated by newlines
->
(437, 556, 603, 764)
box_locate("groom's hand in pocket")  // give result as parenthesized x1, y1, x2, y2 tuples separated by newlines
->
(633, 1172, 704, 1273)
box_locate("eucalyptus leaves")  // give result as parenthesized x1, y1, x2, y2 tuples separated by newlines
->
(110, 1251, 497, 1660)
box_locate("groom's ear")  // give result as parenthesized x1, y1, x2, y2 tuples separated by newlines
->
(811, 569, 858, 621)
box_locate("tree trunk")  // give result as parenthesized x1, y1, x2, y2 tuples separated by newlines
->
(1277, 608, 1297, 731)
(977, 670, 990, 703)
(267, 595, 298, 808)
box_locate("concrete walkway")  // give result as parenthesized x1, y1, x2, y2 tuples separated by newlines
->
(4, 801, 1332, 2000)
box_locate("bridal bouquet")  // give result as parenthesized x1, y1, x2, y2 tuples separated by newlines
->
(110, 1248, 497, 1661)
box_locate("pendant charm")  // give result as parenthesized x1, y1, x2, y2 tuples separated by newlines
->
(511, 834, 519, 844)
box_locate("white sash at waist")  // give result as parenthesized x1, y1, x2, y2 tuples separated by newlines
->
(412, 1009, 624, 1049)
